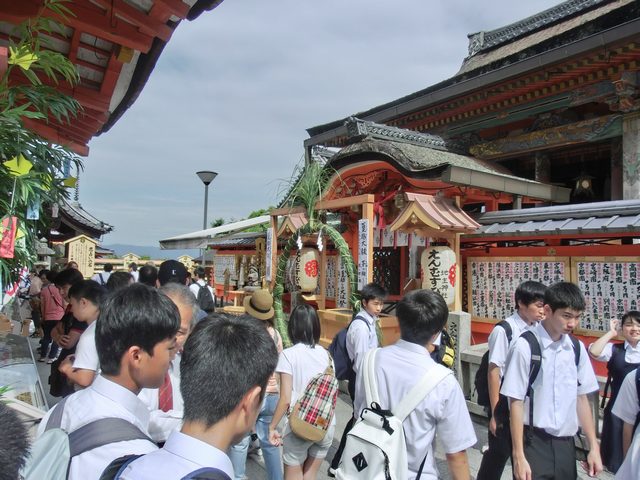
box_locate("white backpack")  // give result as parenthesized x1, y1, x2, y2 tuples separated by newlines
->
(335, 348, 452, 480)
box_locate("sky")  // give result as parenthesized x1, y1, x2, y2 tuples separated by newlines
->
(79, 0, 562, 247)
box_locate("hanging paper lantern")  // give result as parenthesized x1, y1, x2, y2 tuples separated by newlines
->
(421, 245, 457, 306)
(296, 247, 320, 293)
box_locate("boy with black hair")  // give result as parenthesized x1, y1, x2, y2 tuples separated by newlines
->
(92, 263, 114, 286)
(138, 265, 158, 287)
(501, 281, 602, 480)
(36, 284, 180, 480)
(58, 279, 106, 389)
(119, 314, 279, 479)
(352, 289, 476, 479)
(328, 282, 387, 475)
(189, 266, 215, 313)
(0, 403, 30, 478)
(477, 280, 547, 480)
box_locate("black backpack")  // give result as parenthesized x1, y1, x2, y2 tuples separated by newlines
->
(196, 284, 215, 313)
(493, 330, 581, 444)
(328, 314, 369, 381)
(474, 321, 512, 408)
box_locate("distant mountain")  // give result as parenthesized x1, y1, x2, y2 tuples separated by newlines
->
(103, 244, 200, 260)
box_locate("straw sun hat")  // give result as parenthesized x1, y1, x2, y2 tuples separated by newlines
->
(244, 289, 275, 320)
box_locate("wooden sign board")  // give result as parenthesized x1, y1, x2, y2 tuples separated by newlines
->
(571, 257, 640, 334)
(64, 234, 97, 279)
(467, 257, 569, 323)
(214, 255, 236, 284)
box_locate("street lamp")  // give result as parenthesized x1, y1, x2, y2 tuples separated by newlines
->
(196, 171, 218, 230)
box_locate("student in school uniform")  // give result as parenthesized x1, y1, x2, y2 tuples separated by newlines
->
(36, 284, 180, 480)
(328, 283, 387, 476)
(353, 289, 476, 480)
(588, 312, 640, 473)
(611, 367, 640, 480)
(477, 280, 547, 480)
(138, 283, 199, 443)
(501, 281, 602, 480)
(118, 314, 279, 479)
(268, 304, 336, 480)
(58, 280, 105, 389)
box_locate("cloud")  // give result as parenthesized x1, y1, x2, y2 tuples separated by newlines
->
(80, 0, 561, 247)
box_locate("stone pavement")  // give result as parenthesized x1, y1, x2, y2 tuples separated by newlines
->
(29, 335, 614, 480)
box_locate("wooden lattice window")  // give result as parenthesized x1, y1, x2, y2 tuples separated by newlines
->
(373, 248, 401, 295)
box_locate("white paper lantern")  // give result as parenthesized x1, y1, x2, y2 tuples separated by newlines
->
(296, 247, 320, 293)
(421, 246, 457, 306)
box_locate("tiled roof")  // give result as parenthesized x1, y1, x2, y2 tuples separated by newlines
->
(60, 198, 113, 236)
(465, 0, 606, 57)
(468, 199, 640, 237)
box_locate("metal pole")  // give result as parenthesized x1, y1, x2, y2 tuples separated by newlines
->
(203, 183, 209, 230)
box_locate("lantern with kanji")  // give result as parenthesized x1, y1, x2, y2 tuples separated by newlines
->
(296, 247, 320, 293)
(421, 245, 457, 306)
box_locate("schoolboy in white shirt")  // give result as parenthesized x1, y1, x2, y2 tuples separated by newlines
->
(58, 280, 105, 389)
(138, 283, 198, 443)
(119, 314, 279, 479)
(501, 281, 602, 480)
(353, 289, 476, 480)
(329, 282, 387, 475)
(37, 284, 180, 480)
(477, 280, 546, 480)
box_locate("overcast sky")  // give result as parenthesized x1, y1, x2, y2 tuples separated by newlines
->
(79, 0, 561, 247)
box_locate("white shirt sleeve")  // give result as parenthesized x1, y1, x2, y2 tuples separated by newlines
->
(433, 375, 478, 453)
(500, 337, 530, 401)
(588, 341, 613, 362)
(612, 369, 640, 425)
(73, 324, 99, 372)
(275, 350, 292, 375)
(488, 324, 510, 370)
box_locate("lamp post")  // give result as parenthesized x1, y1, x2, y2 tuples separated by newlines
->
(196, 171, 218, 230)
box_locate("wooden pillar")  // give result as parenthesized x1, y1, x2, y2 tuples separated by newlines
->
(534, 152, 551, 184)
(318, 244, 327, 311)
(0, 47, 7, 78)
(453, 233, 462, 311)
(611, 137, 623, 200)
(268, 214, 278, 290)
(623, 113, 640, 199)
(453, 195, 463, 312)
(513, 195, 522, 209)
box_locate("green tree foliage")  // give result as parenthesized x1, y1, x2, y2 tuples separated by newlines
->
(209, 217, 225, 228)
(0, 0, 82, 288)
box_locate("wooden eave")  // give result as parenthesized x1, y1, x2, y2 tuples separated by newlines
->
(304, 18, 640, 149)
(388, 193, 480, 238)
(0, 0, 223, 155)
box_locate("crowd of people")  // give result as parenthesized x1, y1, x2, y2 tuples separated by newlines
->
(3, 262, 640, 480)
